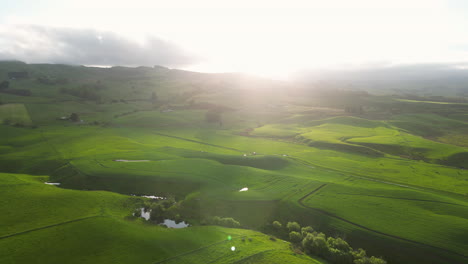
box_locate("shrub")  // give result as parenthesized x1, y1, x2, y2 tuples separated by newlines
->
(354, 256, 387, 264)
(210, 216, 241, 228)
(133, 209, 141, 217)
(70, 113, 80, 122)
(311, 233, 328, 257)
(287, 221, 301, 232)
(302, 233, 314, 253)
(3, 118, 12, 125)
(0, 81, 9, 90)
(205, 110, 221, 123)
(289, 231, 302, 243)
(328, 248, 353, 264)
(301, 226, 314, 236)
(272, 220, 282, 230)
(328, 237, 351, 252)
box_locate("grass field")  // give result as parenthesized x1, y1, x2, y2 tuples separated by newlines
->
(0, 172, 324, 264)
(0, 103, 33, 126)
(1, 62, 467, 264)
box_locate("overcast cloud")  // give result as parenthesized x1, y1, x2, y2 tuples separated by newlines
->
(295, 63, 468, 82)
(0, 24, 197, 67)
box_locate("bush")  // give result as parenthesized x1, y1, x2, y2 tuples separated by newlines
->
(351, 248, 367, 260)
(3, 118, 12, 125)
(354, 256, 387, 264)
(133, 209, 141, 217)
(149, 204, 165, 223)
(328, 248, 353, 264)
(328, 237, 351, 252)
(311, 233, 328, 257)
(289, 231, 302, 243)
(301, 226, 314, 236)
(205, 110, 221, 123)
(272, 220, 282, 230)
(302, 233, 314, 253)
(70, 113, 80, 122)
(0, 89, 31, 96)
(210, 216, 241, 228)
(287, 221, 301, 232)
(0, 81, 9, 90)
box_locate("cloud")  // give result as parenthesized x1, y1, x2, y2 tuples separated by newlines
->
(0, 24, 198, 67)
(295, 62, 468, 82)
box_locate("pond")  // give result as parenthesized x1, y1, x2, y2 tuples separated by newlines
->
(162, 219, 189, 228)
(44, 182, 61, 186)
(134, 208, 189, 228)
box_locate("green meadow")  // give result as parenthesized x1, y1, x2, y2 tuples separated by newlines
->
(0, 62, 467, 264)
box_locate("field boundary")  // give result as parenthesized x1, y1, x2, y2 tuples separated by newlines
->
(0, 215, 106, 240)
(298, 184, 327, 204)
(297, 193, 467, 259)
(229, 249, 275, 264)
(337, 193, 468, 207)
(152, 132, 242, 152)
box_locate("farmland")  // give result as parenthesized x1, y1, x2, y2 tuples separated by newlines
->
(0, 61, 467, 264)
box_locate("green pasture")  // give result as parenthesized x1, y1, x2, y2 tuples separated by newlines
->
(1, 62, 467, 264)
(302, 180, 468, 255)
(0, 172, 323, 264)
(0, 104, 32, 125)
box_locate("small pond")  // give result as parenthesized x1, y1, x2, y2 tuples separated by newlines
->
(162, 219, 189, 228)
(134, 208, 189, 228)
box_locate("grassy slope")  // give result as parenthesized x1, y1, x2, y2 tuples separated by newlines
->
(0, 172, 323, 264)
(0, 104, 32, 125)
(1, 62, 467, 264)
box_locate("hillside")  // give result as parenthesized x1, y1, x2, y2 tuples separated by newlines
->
(0, 61, 467, 264)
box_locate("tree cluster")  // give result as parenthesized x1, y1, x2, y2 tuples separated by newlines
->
(0, 81, 9, 90)
(36, 76, 69, 85)
(271, 221, 386, 264)
(134, 197, 178, 224)
(60, 87, 101, 102)
(208, 216, 241, 228)
(205, 110, 222, 123)
(0, 88, 31, 96)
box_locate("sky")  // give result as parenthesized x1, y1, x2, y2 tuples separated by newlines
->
(1, 0, 468, 79)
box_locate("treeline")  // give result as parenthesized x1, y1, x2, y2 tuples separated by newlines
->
(60, 87, 101, 102)
(133, 197, 183, 224)
(36, 76, 69, 85)
(399, 94, 468, 103)
(205, 216, 240, 228)
(270, 221, 386, 264)
(0, 80, 31, 96)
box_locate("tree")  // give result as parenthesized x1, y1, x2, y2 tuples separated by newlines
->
(354, 256, 387, 264)
(289, 231, 302, 243)
(328, 248, 353, 264)
(351, 248, 367, 260)
(328, 237, 351, 252)
(302, 233, 314, 253)
(149, 204, 165, 223)
(272, 221, 282, 230)
(210, 216, 240, 228)
(70, 113, 80, 122)
(0, 81, 9, 90)
(205, 110, 221, 123)
(301, 226, 314, 236)
(151, 91, 158, 103)
(311, 233, 328, 257)
(287, 221, 301, 232)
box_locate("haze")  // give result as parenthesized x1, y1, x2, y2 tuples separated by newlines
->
(2, 0, 468, 78)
